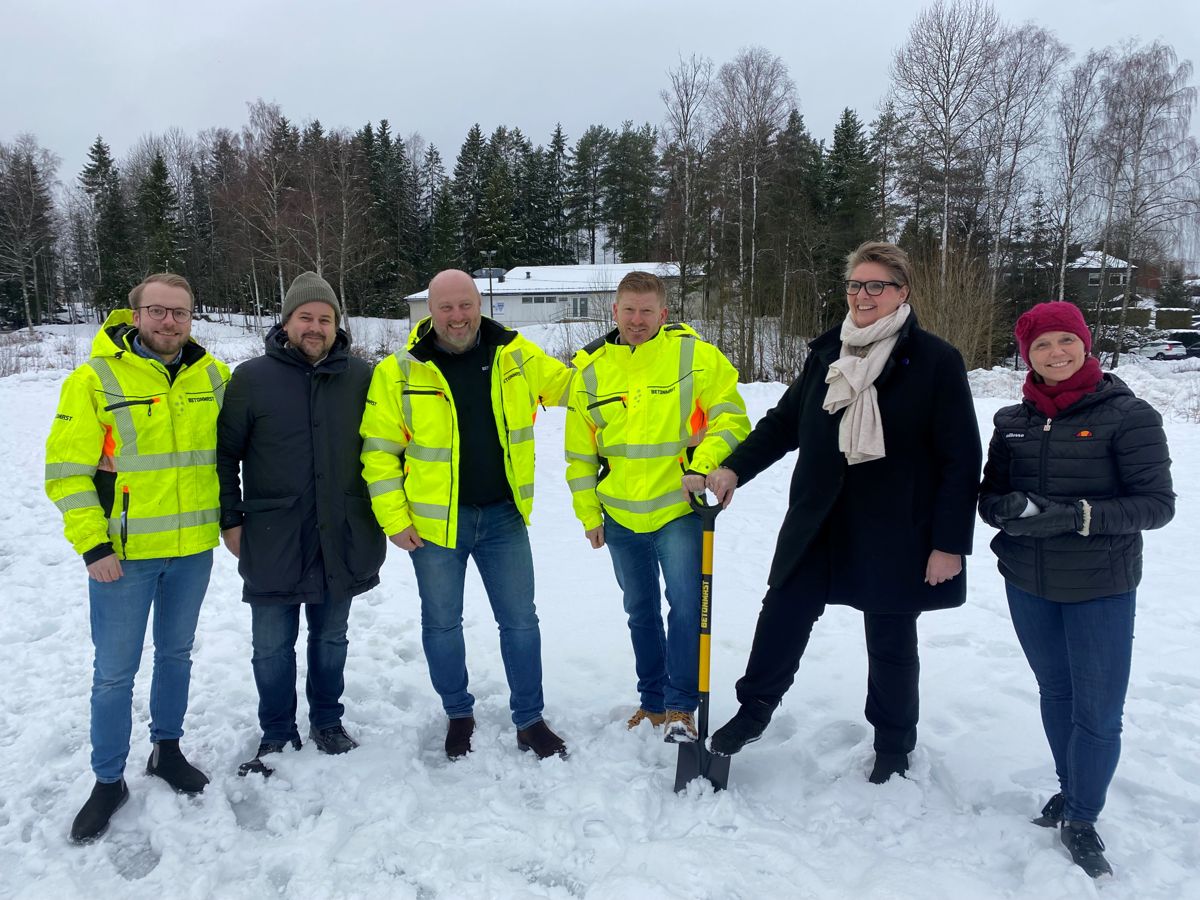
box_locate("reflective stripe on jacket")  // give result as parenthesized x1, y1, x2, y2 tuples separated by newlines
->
(45, 309, 231, 559)
(360, 317, 572, 549)
(565, 323, 750, 533)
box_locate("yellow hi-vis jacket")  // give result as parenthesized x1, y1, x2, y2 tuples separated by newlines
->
(360, 317, 572, 549)
(45, 309, 231, 560)
(565, 323, 750, 533)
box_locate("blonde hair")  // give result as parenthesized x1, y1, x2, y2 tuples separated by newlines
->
(615, 271, 667, 304)
(844, 241, 913, 288)
(128, 273, 194, 309)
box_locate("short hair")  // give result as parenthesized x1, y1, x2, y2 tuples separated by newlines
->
(616, 271, 667, 304)
(129, 273, 194, 309)
(844, 241, 913, 288)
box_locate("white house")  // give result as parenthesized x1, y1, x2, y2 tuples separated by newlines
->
(405, 262, 684, 326)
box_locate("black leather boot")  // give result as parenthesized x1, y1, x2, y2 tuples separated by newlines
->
(146, 739, 209, 794)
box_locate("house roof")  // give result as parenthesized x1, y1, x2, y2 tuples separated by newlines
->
(405, 262, 681, 301)
(1067, 252, 1135, 270)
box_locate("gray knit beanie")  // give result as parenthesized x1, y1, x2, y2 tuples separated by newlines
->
(282, 272, 341, 323)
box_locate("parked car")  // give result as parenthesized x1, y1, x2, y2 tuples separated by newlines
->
(1187, 344, 1200, 359)
(1134, 340, 1187, 360)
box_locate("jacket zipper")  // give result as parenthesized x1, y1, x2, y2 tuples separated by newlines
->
(105, 397, 161, 416)
(587, 396, 626, 411)
(120, 485, 130, 559)
(1035, 417, 1052, 597)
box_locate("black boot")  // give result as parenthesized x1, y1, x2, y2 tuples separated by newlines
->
(516, 720, 568, 759)
(237, 736, 302, 777)
(70, 779, 129, 844)
(310, 724, 359, 755)
(710, 702, 773, 756)
(869, 751, 909, 784)
(146, 739, 209, 794)
(445, 716, 475, 760)
(1061, 821, 1114, 878)
(1032, 792, 1065, 828)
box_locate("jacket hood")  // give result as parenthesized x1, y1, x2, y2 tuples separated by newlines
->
(90, 307, 209, 367)
(406, 315, 516, 362)
(264, 321, 352, 371)
(571, 322, 702, 369)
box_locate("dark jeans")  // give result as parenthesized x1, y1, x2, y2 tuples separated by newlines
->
(88, 551, 212, 781)
(735, 549, 921, 755)
(603, 511, 702, 713)
(408, 501, 544, 729)
(1006, 582, 1135, 824)
(251, 592, 353, 743)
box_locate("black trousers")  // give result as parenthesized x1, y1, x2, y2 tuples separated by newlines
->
(734, 537, 921, 755)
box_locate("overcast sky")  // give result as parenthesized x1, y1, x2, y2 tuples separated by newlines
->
(2, 0, 1198, 187)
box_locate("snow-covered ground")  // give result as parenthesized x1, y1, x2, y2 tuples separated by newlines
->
(1, 319, 1197, 899)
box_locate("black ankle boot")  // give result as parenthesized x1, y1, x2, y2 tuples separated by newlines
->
(1061, 820, 1114, 878)
(1032, 792, 1065, 827)
(70, 779, 129, 844)
(710, 702, 773, 756)
(869, 751, 909, 784)
(146, 739, 209, 794)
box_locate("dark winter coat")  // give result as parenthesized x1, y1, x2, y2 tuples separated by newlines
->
(723, 313, 982, 613)
(216, 325, 386, 605)
(979, 374, 1174, 603)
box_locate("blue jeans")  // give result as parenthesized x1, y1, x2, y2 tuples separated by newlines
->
(409, 502, 544, 729)
(603, 511, 701, 713)
(251, 593, 353, 743)
(87, 551, 212, 782)
(1006, 582, 1136, 823)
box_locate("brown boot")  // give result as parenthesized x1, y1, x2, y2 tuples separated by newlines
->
(626, 708, 667, 730)
(445, 716, 475, 760)
(516, 720, 568, 759)
(663, 710, 698, 744)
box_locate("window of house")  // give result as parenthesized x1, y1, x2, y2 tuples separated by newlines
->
(522, 296, 533, 304)
(1088, 273, 1100, 286)
(1109, 273, 1127, 285)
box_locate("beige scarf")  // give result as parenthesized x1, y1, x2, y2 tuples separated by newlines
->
(822, 303, 911, 465)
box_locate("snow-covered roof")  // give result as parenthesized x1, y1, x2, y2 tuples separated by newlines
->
(406, 262, 682, 301)
(1067, 251, 1134, 270)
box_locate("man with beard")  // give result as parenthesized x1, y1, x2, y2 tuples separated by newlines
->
(360, 270, 573, 761)
(217, 272, 385, 775)
(46, 274, 230, 843)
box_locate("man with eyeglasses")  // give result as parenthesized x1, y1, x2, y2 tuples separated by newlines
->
(46, 273, 230, 843)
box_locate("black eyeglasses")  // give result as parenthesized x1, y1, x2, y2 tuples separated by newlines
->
(139, 305, 193, 322)
(844, 280, 902, 297)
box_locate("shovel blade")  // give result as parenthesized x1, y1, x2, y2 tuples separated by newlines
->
(673, 742, 731, 792)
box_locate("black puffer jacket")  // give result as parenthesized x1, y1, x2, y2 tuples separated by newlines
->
(216, 325, 386, 605)
(979, 374, 1174, 602)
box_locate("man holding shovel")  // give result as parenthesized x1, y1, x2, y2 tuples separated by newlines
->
(565, 271, 749, 743)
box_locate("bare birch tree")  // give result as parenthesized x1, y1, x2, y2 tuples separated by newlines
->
(891, 0, 1001, 285)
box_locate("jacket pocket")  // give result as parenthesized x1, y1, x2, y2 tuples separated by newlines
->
(343, 493, 386, 582)
(238, 495, 302, 594)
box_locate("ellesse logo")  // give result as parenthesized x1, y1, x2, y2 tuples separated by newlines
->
(1076, 429, 1093, 438)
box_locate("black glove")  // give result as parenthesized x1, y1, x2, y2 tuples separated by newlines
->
(980, 490, 1030, 526)
(1001, 493, 1082, 538)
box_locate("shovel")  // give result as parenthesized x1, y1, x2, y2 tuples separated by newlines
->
(674, 492, 731, 793)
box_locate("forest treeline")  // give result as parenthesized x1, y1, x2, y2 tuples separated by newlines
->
(2, 0, 1197, 376)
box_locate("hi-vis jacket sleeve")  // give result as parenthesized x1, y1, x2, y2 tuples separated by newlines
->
(360, 360, 414, 537)
(45, 368, 110, 556)
(688, 343, 751, 475)
(563, 367, 603, 531)
(526, 344, 573, 408)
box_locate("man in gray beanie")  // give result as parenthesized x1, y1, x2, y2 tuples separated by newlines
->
(282, 271, 342, 324)
(217, 271, 384, 774)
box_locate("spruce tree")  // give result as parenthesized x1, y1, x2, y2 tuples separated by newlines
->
(79, 136, 135, 311)
(135, 152, 182, 274)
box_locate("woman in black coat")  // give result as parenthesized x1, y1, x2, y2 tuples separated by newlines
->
(978, 301, 1173, 878)
(705, 241, 981, 784)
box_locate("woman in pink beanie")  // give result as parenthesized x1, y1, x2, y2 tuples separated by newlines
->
(978, 300, 1174, 878)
